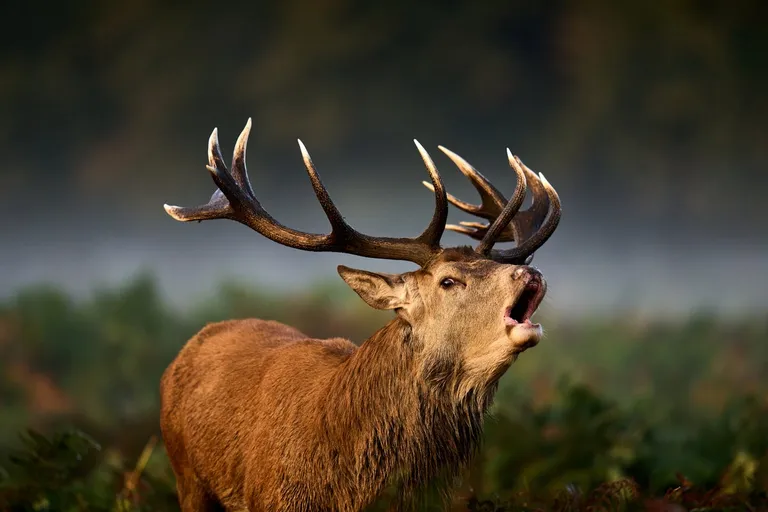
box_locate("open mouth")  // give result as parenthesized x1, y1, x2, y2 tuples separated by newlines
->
(504, 277, 545, 327)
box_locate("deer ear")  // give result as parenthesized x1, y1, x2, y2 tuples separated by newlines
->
(337, 265, 409, 310)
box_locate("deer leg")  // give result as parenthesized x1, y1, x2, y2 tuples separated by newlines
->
(166, 468, 225, 512)
(173, 468, 224, 512)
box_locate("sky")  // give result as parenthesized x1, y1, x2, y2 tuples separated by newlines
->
(1, 0, 766, 318)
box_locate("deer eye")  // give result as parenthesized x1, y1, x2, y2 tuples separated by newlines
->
(439, 278, 457, 289)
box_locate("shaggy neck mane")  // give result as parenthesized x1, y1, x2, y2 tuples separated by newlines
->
(323, 317, 487, 507)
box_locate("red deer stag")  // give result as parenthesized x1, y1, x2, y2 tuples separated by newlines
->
(160, 118, 561, 511)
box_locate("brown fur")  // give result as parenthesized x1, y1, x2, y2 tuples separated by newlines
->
(160, 249, 547, 511)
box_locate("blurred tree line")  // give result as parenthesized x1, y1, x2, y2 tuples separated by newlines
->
(2, 0, 766, 242)
(0, 274, 766, 510)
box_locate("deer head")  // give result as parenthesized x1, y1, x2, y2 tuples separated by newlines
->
(164, 119, 560, 396)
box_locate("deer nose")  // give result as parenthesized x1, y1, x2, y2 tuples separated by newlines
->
(512, 265, 542, 281)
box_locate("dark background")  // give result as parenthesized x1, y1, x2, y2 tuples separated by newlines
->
(2, 0, 766, 317)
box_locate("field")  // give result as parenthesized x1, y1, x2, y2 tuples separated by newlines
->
(1, 274, 767, 511)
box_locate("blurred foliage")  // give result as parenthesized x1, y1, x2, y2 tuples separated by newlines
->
(0, 274, 767, 510)
(0, 429, 176, 511)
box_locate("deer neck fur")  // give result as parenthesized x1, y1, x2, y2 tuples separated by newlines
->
(321, 317, 491, 506)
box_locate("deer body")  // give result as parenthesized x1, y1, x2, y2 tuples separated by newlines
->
(161, 316, 485, 511)
(160, 120, 561, 511)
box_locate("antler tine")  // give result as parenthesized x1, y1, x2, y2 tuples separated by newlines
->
(491, 172, 561, 264)
(421, 146, 507, 221)
(163, 127, 238, 222)
(514, 155, 550, 236)
(231, 118, 256, 198)
(422, 147, 518, 243)
(164, 122, 449, 266)
(413, 140, 448, 249)
(208, 127, 227, 177)
(449, 154, 552, 244)
(426, 146, 561, 264)
(298, 139, 350, 236)
(474, 150, 527, 255)
(425, 147, 523, 244)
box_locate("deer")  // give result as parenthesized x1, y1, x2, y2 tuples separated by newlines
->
(159, 118, 561, 512)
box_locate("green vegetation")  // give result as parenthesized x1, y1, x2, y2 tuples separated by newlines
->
(1, 275, 766, 510)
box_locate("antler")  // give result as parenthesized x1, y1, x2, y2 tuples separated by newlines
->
(164, 119, 448, 267)
(424, 147, 561, 264)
